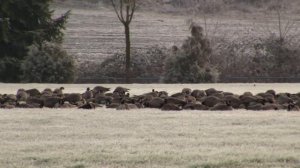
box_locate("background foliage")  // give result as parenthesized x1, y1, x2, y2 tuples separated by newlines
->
(163, 24, 219, 83)
(0, 0, 70, 82)
(21, 43, 76, 83)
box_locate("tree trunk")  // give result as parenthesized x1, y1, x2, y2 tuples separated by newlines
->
(124, 24, 131, 83)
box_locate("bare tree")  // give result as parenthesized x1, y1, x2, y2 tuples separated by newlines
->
(111, 0, 136, 83)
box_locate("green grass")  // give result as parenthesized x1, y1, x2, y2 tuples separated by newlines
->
(0, 108, 300, 168)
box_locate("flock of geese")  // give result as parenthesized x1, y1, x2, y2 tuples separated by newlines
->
(0, 86, 299, 111)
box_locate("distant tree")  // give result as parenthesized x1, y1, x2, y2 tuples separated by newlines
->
(110, 0, 136, 83)
(0, 0, 70, 82)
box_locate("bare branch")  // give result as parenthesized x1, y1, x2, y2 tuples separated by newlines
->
(109, 0, 136, 83)
(276, 9, 283, 40)
(129, 0, 136, 23)
(120, 0, 125, 23)
(126, 5, 130, 23)
(111, 0, 125, 23)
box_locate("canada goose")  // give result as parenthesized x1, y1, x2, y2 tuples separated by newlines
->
(265, 95, 276, 104)
(143, 89, 159, 97)
(276, 94, 293, 105)
(109, 96, 123, 105)
(43, 96, 63, 108)
(83, 87, 93, 100)
(171, 92, 185, 98)
(165, 97, 187, 106)
(239, 95, 259, 107)
(79, 102, 96, 109)
(16, 89, 29, 101)
(141, 95, 154, 104)
(53, 87, 64, 97)
(266, 90, 276, 97)
(3, 94, 17, 103)
(16, 101, 40, 108)
(242, 92, 253, 97)
(0, 103, 15, 109)
(124, 96, 136, 104)
(105, 96, 121, 106)
(185, 95, 197, 103)
(205, 88, 221, 96)
(158, 91, 168, 98)
(210, 101, 233, 111)
(134, 99, 144, 109)
(211, 92, 224, 99)
(256, 93, 275, 103)
(42, 88, 53, 97)
(25, 88, 41, 97)
(191, 90, 206, 99)
(116, 104, 129, 110)
(247, 102, 264, 111)
(161, 103, 182, 111)
(289, 94, 300, 102)
(147, 97, 165, 108)
(287, 103, 300, 111)
(95, 94, 110, 104)
(57, 101, 77, 108)
(201, 96, 221, 107)
(106, 103, 120, 108)
(93, 86, 110, 94)
(127, 103, 138, 110)
(182, 88, 192, 95)
(105, 93, 114, 97)
(295, 101, 300, 107)
(113, 86, 129, 96)
(296, 92, 300, 98)
(116, 99, 138, 110)
(63, 93, 83, 104)
(223, 92, 234, 96)
(26, 97, 43, 106)
(262, 103, 282, 110)
(224, 95, 241, 109)
(0, 94, 4, 103)
(183, 103, 209, 110)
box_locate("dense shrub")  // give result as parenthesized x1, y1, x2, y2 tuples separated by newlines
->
(0, 0, 69, 82)
(254, 36, 300, 78)
(0, 57, 22, 82)
(211, 35, 300, 82)
(164, 54, 219, 83)
(163, 24, 219, 83)
(97, 45, 168, 82)
(21, 43, 76, 83)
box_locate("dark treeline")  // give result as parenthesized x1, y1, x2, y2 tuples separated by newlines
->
(0, 0, 75, 83)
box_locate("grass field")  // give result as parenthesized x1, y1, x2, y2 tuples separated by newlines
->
(1, 83, 300, 95)
(0, 84, 300, 168)
(0, 109, 299, 168)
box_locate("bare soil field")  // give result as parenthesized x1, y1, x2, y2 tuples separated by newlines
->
(55, 5, 300, 65)
(57, 7, 188, 64)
